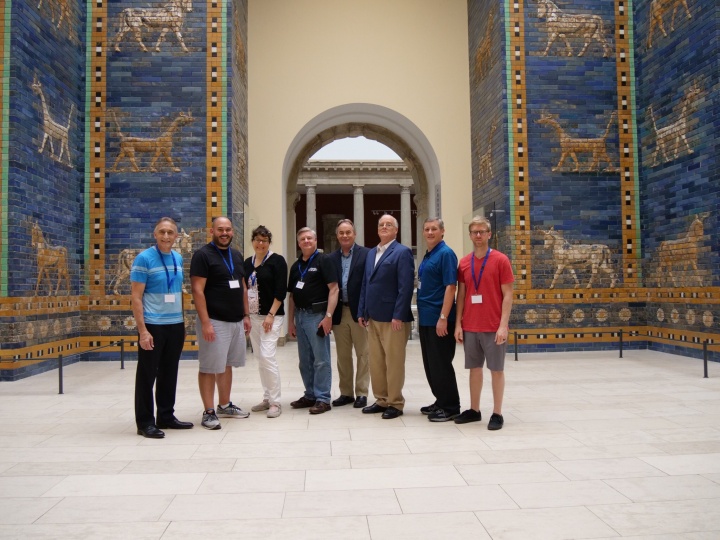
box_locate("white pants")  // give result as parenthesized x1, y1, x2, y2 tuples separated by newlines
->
(248, 314, 283, 405)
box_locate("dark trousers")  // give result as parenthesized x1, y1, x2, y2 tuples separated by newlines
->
(419, 325, 460, 413)
(135, 323, 185, 428)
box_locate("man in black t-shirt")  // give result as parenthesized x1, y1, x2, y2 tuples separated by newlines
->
(190, 217, 252, 430)
(287, 227, 339, 415)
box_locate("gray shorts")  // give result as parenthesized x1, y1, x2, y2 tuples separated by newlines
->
(197, 318, 247, 374)
(463, 331, 506, 371)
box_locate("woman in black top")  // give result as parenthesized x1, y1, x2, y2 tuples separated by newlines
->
(243, 226, 288, 418)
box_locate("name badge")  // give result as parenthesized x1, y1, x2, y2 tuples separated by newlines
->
(471, 295, 483, 304)
(417, 281, 421, 290)
(229, 280, 240, 289)
(164, 294, 176, 303)
(247, 289, 258, 300)
(296, 281, 305, 289)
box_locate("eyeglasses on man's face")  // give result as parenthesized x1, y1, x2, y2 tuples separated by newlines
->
(470, 229, 490, 236)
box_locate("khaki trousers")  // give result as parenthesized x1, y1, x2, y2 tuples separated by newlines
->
(367, 319, 411, 410)
(333, 306, 370, 397)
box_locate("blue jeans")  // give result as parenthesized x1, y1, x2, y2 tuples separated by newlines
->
(295, 310, 332, 404)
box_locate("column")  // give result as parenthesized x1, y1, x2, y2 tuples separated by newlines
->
(305, 182, 316, 231)
(353, 185, 365, 246)
(400, 182, 412, 249)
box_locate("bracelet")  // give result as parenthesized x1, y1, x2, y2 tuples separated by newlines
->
(267, 313, 275, 317)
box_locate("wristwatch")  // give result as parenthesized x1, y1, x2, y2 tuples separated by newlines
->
(326, 312, 332, 318)
(439, 313, 447, 320)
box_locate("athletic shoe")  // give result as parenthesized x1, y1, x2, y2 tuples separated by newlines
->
(267, 404, 282, 418)
(217, 402, 250, 418)
(488, 413, 504, 430)
(427, 409, 459, 422)
(251, 400, 270, 412)
(201, 409, 221, 430)
(454, 409, 481, 424)
(420, 403, 439, 415)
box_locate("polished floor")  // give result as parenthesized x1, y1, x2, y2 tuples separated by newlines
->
(0, 340, 719, 539)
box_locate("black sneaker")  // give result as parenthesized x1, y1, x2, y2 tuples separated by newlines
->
(428, 409, 459, 422)
(454, 409, 481, 424)
(420, 403, 439, 415)
(488, 413, 504, 430)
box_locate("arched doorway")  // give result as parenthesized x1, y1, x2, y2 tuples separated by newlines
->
(282, 103, 441, 262)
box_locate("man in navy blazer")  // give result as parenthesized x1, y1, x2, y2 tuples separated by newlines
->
(330, 219, 370, 409)
(357, 214, 415, 419)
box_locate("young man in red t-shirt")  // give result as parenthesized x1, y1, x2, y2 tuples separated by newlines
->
(454, 216, 514, 430)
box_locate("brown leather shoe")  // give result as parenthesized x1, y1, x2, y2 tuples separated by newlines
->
(291, 396, 316, 409)
(309, 401, 331, 414)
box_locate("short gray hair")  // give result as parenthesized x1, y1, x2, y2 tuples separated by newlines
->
(296, 227, 317, 240)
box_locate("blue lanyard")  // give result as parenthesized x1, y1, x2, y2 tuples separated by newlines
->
(250, 251, 269, 286)
(155, 245, 178, 293)
(211, 242, 235, 279)
(471, 248, 491, 293)
(418, 241, 442, 279)
(298, 250, 318, 282)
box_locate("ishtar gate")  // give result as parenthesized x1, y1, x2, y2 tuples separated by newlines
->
(0, 0, 717, 378)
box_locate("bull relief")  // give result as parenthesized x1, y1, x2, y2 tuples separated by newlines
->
(647, 0, 692, 48)
(653, 213, 709, 287)
(533, 0, 612, 57)
(647, 82, 702, 167)
(110, 110, 193, 173)
(37, 0, 71, 32)
(538, 227, 618, 289)
(473, 4, 497, 83)
(31, 75, 74, 167)
(114, 0, 193, 53)
(31, 222, 70, 296)
(109, 228, 200, 294)
(535, 110, 617, 173)
(476, 122, 497, 188)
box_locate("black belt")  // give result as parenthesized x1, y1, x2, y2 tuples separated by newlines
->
(296, 301, 329, 314)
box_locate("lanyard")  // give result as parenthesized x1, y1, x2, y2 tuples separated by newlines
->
(250, 251, 270, 286)
(155, 245, 178, 293)
(211, 242, 234, 279)
(471, 248, 491, 293)
(298, 250, 318, 282)
(418, 241, 442, 279)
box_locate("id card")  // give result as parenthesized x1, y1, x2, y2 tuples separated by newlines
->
(164, 294, 176, 303)
(417, 281, 421, 290)
(295, 281, 305, 289)
(247, 289, 258, 301)
(471, 295, 483, 304)
(229, 280, 240, 289)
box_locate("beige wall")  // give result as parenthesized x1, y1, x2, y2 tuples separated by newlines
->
(248, 0, 471, 255)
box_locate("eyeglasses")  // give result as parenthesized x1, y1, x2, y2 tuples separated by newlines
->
(470, 230, 490, 236)
(253, 238, 269, 244)
(378, 223, 396, 229)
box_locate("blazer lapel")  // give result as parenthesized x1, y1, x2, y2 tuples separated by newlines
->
(370, 243, 395, 279)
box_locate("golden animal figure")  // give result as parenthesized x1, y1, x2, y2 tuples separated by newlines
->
(474, 4, 497, 83)
(31, 75, 74, 167)
(114, 0, 193, 53)
(536, 0, 612, 57)
(37, 0, 71, 31)
(647, 0, 692, 48)
(109, 228, 195, 295)
(647, 82, 702, 167)
(110, 110, 193, 173)
(535, 111, 617, 173)
(476, 122, 498, 187)
(655, 213, 708, 287)
(31, 222, 70, 296)
(539, 227, 618, 289)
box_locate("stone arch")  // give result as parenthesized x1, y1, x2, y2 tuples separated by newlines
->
(282, 103, 440, 257)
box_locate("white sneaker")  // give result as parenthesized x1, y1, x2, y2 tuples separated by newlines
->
(267, 404, 282, 418)
(216, 402, 250, 418)
(201, 410, 221, 430)
(251, 399, 270, 412)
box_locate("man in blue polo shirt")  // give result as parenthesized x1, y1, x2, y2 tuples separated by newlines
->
(417, 217, 460, 422)
(131, 217, 193, 439)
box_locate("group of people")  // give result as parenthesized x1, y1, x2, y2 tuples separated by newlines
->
(130, 213, 513, 439)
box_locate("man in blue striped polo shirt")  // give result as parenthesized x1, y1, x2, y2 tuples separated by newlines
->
(131, 217, 193, 438)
